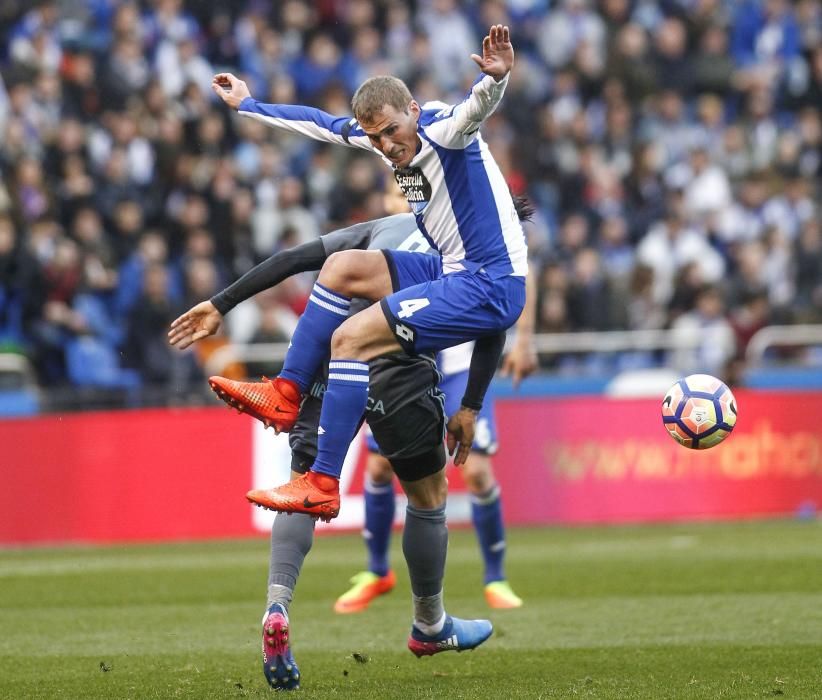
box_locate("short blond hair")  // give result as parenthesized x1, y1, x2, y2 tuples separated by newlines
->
(351, 76, 413, 123)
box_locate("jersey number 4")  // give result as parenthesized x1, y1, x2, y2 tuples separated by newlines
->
(397, 298, 430, 319)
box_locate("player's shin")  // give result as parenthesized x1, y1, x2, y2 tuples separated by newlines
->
(280, 282, 352, 391)
(310, 360, 370, 478)
(364, 476, 396, 576)
(403, 503, 448, 634)
(267, 512, 317, 608)
(471, 484, 506, 584)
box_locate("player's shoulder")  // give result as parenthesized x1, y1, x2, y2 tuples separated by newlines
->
(340, 117, 368, 142)
(419, 101, 456, 127)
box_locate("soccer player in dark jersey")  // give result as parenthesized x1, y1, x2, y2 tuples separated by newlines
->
(169, 216, 501, 689)
(334, 185, 536, 613)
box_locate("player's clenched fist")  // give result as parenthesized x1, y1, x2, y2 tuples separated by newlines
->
(212, 73, 252, 110)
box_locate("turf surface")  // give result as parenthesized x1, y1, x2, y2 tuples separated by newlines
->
(2, 520, 822, 699)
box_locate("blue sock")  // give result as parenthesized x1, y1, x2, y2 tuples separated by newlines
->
(311, 360, 369, 478)
(364, 476, 395, 577)
(471, 484, 506, 584)
(280, 282, 351, 392)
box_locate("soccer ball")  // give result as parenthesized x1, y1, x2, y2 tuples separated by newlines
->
(661, 374, 737, 449)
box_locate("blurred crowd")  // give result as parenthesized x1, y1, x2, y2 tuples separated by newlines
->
(0, 0, 820, 404)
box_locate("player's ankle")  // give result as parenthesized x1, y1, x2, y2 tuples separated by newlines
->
(274, 375, 303, 395)
(414, 612, 446, 636)
(307, 471, 339, 492)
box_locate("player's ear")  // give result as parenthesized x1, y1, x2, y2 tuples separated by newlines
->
(408, 100, 420, 121)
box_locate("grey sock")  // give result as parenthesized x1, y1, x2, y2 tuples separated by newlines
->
(403, 503, 447, 627)
(267, 583, 293, 610)
(267, 512, 316, 610)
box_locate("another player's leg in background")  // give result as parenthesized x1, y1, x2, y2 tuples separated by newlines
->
(461, 452, 523, 609)
(335, 432, 523, 611)
(439, 361, 523, 609)
(334, 449, 397, 613)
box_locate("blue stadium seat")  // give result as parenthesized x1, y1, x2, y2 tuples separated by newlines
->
(65, 337, 141, 390)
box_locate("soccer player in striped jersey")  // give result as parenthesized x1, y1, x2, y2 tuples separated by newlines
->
(207, 25, 527, 520)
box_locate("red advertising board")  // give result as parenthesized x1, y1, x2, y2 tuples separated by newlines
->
(2, 390, 821, 545)
(0, 408, 255, 544)
(492, 390, 822, 523)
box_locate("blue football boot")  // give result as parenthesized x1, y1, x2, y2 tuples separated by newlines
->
(261, 603, 300, 690)
(407, 615, 493, 657)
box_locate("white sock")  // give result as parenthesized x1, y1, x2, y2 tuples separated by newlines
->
(413, 610, 446, 636)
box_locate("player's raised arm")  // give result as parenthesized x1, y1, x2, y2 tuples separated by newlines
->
(213, 72, 372, 150)
(425, 25, 515, 143)
(470, 24, 514, 83)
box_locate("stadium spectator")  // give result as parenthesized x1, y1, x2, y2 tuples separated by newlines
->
(670, 284, 736, 376)
(0, 0, 815, 403)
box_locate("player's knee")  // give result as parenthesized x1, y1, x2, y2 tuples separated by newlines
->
(330, 321, 361, 358)
(319, 250, 390, 300)
(462, 456, 495, 495)
(318, 251, 361, 293)
(366, 454, 393, 484)
(465, 472, 495, 495)
(407, 472, 447, 510)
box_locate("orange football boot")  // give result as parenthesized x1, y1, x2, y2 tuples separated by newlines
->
(484, 580, 523, 609)
(247, 472, 341, 522)
(334, 570, 397, 614)
(208, 375, 301, 433)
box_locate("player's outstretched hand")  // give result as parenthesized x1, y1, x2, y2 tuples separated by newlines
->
(499, 337, 538, 389)
(446, 406, 478, 466)
(168, 300, 223, 350)
(212, 73, 252, 110)
(470, 24, 514, 82)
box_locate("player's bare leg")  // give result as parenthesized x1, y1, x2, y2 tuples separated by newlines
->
(210, 250, 393, 432)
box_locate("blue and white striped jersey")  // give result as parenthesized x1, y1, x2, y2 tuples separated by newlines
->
(238, 73, 528, 280)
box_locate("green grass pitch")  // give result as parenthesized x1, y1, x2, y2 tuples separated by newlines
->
(2, 520, 822, 699)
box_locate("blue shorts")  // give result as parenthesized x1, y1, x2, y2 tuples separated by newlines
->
(366, 367, 498, 456)
(380, 250, 525, 354)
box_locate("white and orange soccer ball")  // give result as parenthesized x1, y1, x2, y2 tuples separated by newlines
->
(661, 374, 738, 449)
